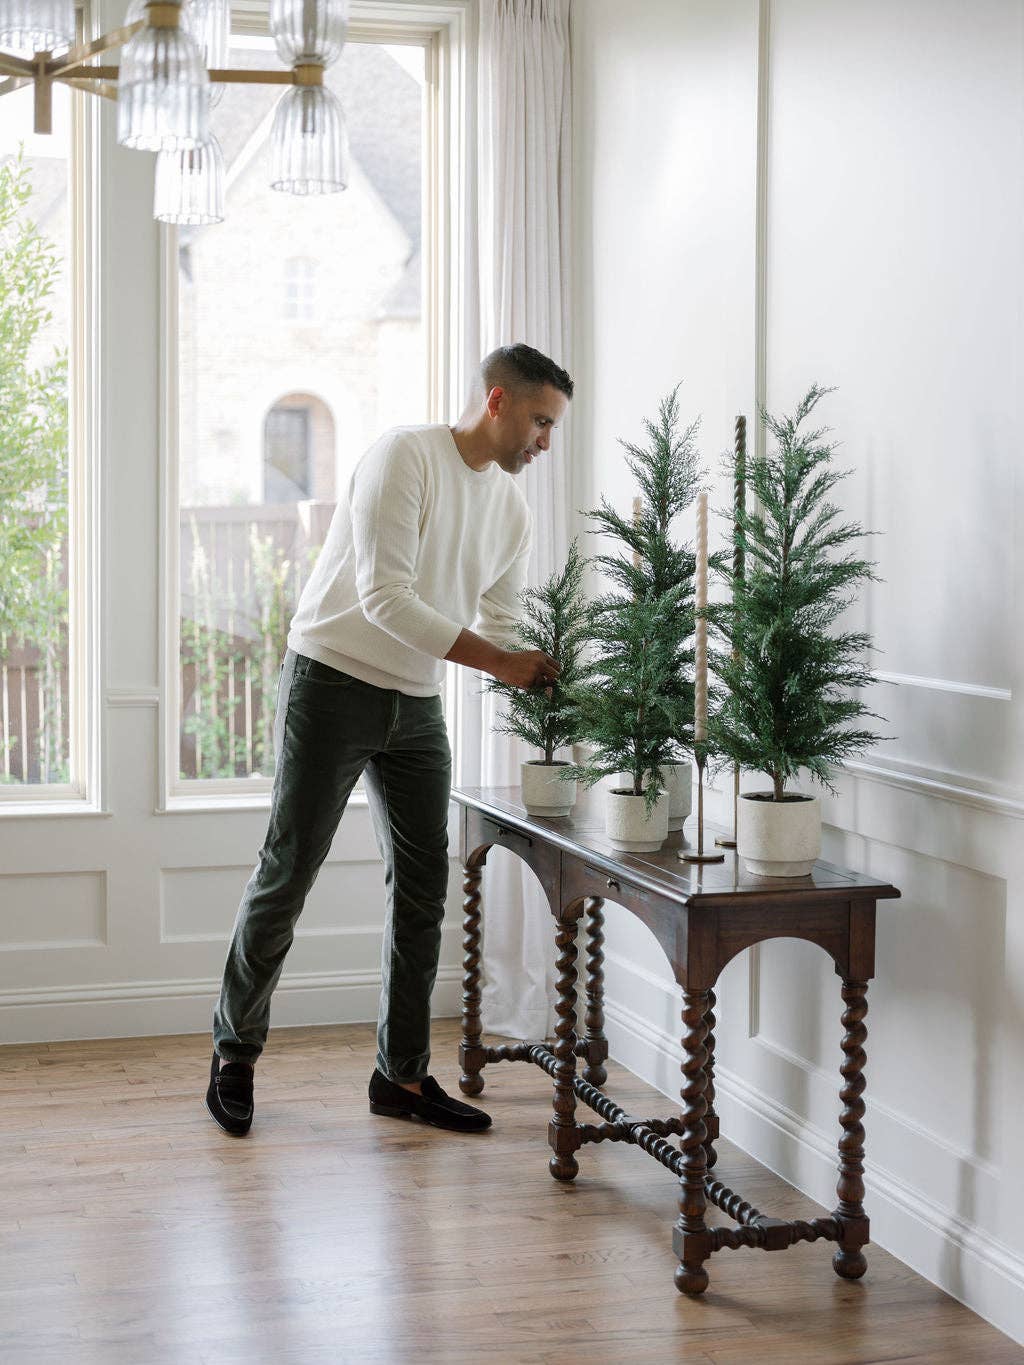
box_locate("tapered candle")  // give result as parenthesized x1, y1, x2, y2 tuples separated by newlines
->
(694, 491, 708, 745)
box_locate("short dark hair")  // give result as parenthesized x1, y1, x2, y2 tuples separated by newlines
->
(480, 343, 574, 400)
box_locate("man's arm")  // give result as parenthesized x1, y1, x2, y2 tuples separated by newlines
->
(445, 628, 558, 688)
(351, 437, 556, 689)
(452, 513, 559, 688)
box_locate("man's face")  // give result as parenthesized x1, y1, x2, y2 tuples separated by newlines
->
(488, 382, 570, 476)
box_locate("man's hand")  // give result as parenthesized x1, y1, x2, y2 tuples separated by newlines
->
(444, 629, 560, 691)
(493, 649, 561, 690)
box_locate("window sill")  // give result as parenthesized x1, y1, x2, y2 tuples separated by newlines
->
(0, 798, 110, 819)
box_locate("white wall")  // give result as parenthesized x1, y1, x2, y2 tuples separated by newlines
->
(0, 0, 463, 1047)
(573, 0, 1024, 1345)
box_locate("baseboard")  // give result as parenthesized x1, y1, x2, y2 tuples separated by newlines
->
(602, 991, 1024, 1348)
(0, 965, 463, 1046)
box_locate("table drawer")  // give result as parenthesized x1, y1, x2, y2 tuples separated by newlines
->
(580, 861, 653, 913)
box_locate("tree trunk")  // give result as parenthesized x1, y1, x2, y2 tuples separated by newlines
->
(772, 769, 785, 802)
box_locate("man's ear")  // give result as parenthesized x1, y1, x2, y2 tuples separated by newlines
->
(486, 385, 505, 419)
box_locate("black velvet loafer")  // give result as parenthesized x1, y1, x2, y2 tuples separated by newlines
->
(368, 1068, 492, 1132)
(205, 1051, 254, 1136)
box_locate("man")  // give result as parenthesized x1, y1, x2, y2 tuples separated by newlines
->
(206, 343, 573, 1137)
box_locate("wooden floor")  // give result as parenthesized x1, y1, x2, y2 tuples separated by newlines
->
(0, 1020, 1019, 1365)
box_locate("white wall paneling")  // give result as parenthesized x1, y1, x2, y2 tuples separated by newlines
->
(0, 0, 468, 1051)
(573, 0, 1024, 1344)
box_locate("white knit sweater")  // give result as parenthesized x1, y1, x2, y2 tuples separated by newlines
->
(288, 424, 532, 696)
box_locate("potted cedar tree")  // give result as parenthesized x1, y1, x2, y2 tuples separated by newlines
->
(707, 386, 884, 875)
(583, 386, 703, 834)
(566, 585, 684, 851)
(487, 539, 590, 816)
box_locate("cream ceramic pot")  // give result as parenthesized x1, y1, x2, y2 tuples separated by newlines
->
(520, 759, 576, 817)
(660, 761, 693, 833)
(737, 791, 820, 876)
(605, 788, 670, 853)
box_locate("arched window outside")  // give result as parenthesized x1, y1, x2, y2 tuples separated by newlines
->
(262, 394, 337, 504)
(263, 402, 312, 503)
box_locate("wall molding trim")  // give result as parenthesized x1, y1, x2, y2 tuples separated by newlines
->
(703, 753, 1024, 822)
(750, 1030, 1001, 1182)
(106, 690, 161, 708)
(0, 965, 463, 1046)
(602, 989, 1024, 1347)
(842, 755, 1024, 821)
(872, 670, 1012, 703)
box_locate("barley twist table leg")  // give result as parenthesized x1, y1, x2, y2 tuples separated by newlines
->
(673, 988, 712, 1295)
(458, 860, 486, 1097)
(582, 896, 609, 1087)
(548, 906, 582, 1182)
(703, 987, 718, 1172)
(832, 978, 870, 1279)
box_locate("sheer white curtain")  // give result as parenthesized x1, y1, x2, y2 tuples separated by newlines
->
(451, 0, 573, 1041)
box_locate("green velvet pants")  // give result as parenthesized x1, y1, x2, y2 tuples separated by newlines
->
(213, 649, 452, 1082)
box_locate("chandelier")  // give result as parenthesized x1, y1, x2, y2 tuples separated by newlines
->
(0, 0, 351, 224)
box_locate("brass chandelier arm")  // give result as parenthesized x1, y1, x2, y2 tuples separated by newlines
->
(18, 64, 313, 86)
(64, 77, 118, 100)
(0, 52, 36, 78)
(0, 13, 321, 135)
(47, 22, 145, 79)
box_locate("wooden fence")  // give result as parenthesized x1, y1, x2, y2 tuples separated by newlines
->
(179, 501, 332, 780)
(0, 637, 69, 785)
(0, 500, 334, 787)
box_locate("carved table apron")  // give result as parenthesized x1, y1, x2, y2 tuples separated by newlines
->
(452, 784, 900, 1296)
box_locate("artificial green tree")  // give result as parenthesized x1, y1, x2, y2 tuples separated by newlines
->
(486, 538, 591, 764)
(584, 386, 702, 754)
(566, 584, 685, 812)
(706, 385, 883, 801)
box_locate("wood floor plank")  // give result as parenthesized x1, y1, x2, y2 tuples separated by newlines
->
(0, 1020, 1018, 1365)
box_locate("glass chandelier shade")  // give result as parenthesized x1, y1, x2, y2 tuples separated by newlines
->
(153, 133, 224, 224)
(269, 0, 349, 69)
(117, 6, 210, 151)
(125, 0, 227, 104)
(0, 0, 76, 56)
(192, 0, 230, 105)
(270, 84, 348, 195)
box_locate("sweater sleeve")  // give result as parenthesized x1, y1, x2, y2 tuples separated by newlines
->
(350, 434, 465, 659)
(472, 505, 533, 649)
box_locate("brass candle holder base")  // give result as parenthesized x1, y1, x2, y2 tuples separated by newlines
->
(678, 756, 725, 864)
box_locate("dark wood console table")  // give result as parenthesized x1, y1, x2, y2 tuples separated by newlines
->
(452, 783, 900, 1296)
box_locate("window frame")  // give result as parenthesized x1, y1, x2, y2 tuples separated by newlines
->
(283, 255, 317, 321)
(159, 0, 470, 811)
(0, 3, 102, 817)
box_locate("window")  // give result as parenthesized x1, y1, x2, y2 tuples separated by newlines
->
(0, 75, 92, 805)
(167, 12, 451, 795)
(264, 404, 311, 502)
(283, 256, 317, 321)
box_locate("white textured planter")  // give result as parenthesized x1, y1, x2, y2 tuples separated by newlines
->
(737, 792, 821, 876)
(520, 759, 576, 817)
(660, 761, 693, 832)
(605, 788, 670, 853)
